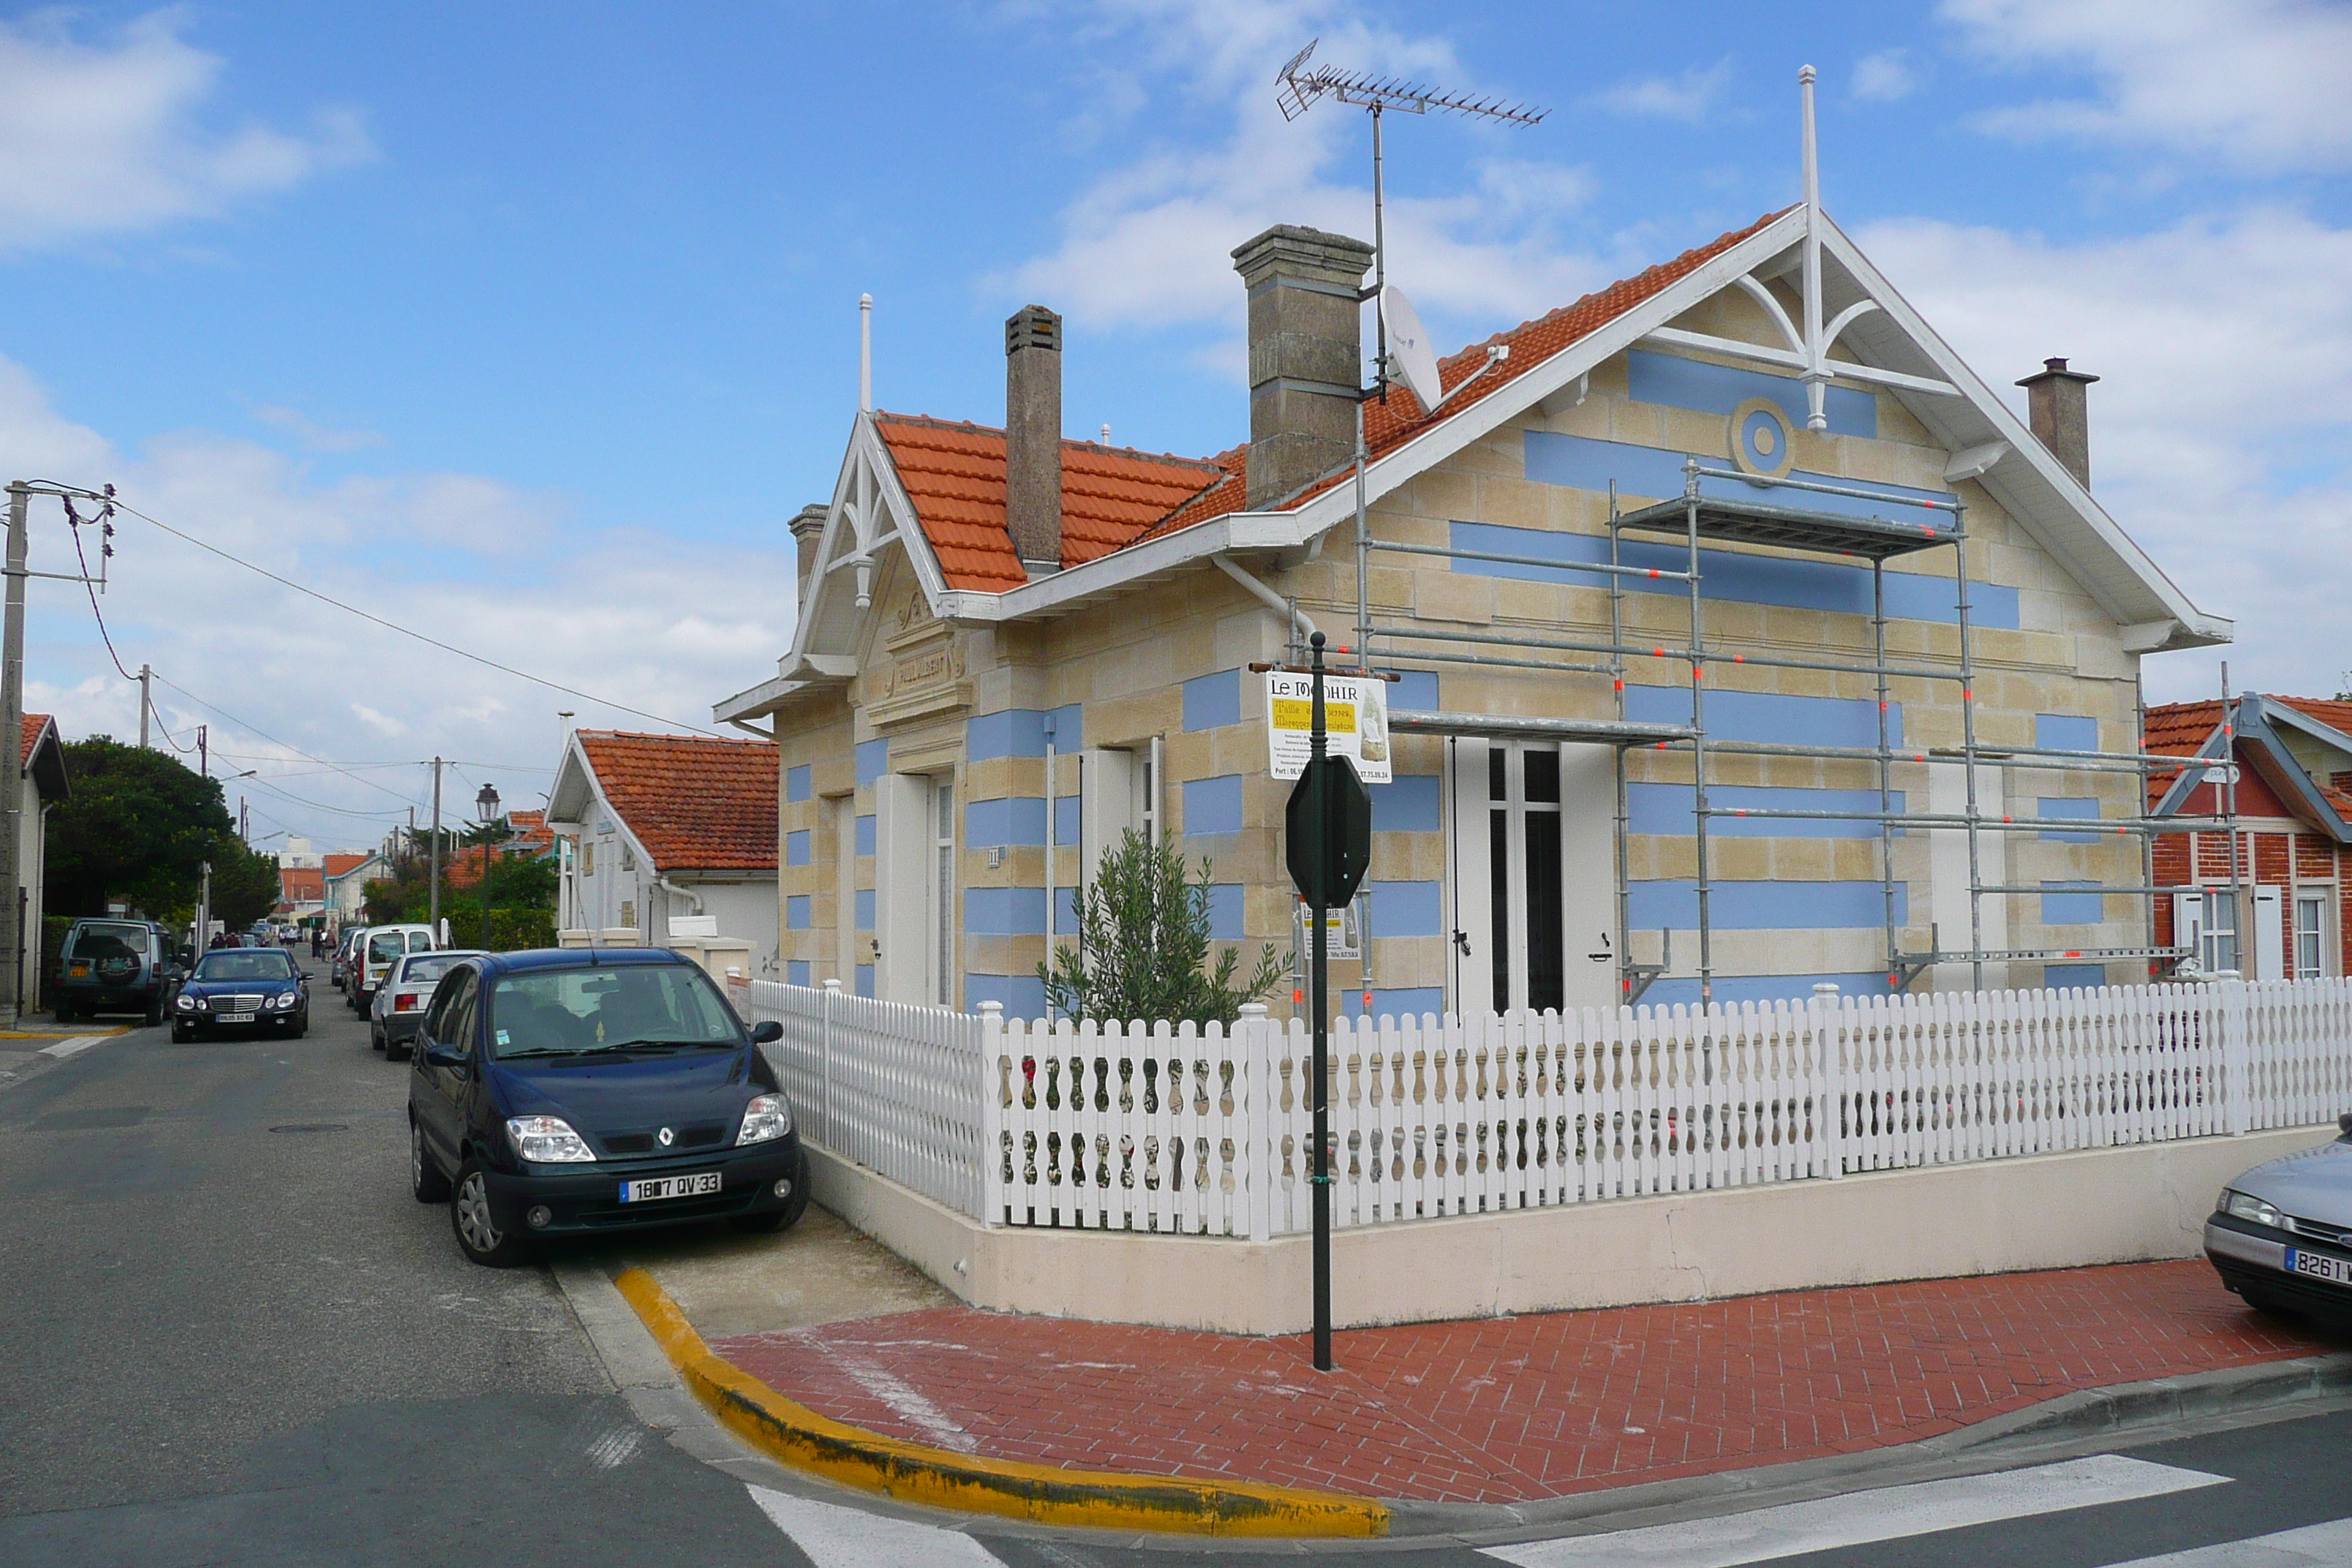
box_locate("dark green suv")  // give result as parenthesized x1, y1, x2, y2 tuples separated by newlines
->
(56, 919, 174, 1025)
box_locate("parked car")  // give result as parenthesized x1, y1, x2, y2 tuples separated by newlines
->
(2206, 1114, 2352, 1322)
(407, 948, 807, 1266)
(350, 924, 437, 1012)
(331, 927, 363, 990)
(55, 918, 174, 1025)
(171, 946, 309, 1041)
(372, 949, 486, 1058)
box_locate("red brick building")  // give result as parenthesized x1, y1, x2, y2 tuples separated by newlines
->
(2146, 694, 2352, 979)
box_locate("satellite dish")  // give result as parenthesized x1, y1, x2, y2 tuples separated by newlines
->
(1380, 285, 1444, 412)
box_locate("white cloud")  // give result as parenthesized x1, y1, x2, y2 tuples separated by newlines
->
(1858, 206, 2352, 703)
(1002, 2, 1607, 365)
(1586, 59, 1734, 123)
(0, 8, 372, 252)
(1852, 48, 1916, 102)
(0, 352, 790, 843)
(1942, 0, 2352, 171)
(252, 404, 385, 452)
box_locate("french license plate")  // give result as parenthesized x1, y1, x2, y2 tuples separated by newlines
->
(619, 1172, 720, 1204)
(2286, 1248, 2352, 1289)
(217, 1012, 255, 1025)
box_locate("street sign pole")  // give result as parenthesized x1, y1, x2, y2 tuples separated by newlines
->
(1308, 632, 1332, 1373)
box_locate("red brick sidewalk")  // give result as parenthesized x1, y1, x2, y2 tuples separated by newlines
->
(709, 1261, 2340, 1504)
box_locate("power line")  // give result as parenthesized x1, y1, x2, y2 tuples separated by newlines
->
(60, 495, 135, 682)
(150, 674, 421, 806)
(108, 494, 720, 736)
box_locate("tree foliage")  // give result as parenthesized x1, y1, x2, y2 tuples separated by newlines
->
(362, 822, 556, 946)
(46, 736, 280, 927)
(1037, 830, 1289, 1027)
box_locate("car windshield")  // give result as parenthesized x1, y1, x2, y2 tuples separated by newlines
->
(194, 950, 296, 981)
(488, 965, 740, 1058)
(399, 954, 468, 985)
(67, 922, 150, 963)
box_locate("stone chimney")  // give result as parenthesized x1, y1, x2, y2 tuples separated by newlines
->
(1004, 304, 1063, 575)
(2016, 357, 2099, 490)
(788, 503, 828, 598)
(1232, 225, 1375, 509)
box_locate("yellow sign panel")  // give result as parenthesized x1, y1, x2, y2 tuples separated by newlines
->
(1270, 698, 1355, 734)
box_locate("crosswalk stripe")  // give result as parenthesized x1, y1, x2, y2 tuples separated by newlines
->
(38, 1036, 107, 1060)
(1481, 1455, 2229, 1568)
(747, 1485, 1003, 1568)
(2105, 1515, 2352, 1567)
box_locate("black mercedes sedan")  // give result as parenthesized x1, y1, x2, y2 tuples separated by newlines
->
(407, 947, 808, 1266)
(172, 947, 309, 1041)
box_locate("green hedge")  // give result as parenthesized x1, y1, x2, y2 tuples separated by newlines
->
(440, 908, 557, 953)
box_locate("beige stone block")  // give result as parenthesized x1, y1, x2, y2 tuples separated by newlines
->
(1415, 571, 1496, 627)
(1771, 838, 1837, 878)
(1714, 838, 1771, 880)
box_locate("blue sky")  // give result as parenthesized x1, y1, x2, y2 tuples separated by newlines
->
(1, 1, 2347, 845)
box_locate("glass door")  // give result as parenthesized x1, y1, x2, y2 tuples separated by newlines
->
(1489, 744, 1564, 1014)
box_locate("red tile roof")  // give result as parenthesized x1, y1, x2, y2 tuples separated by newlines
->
(577, 730, 778, 873)
(323, 853, 376, 881)
(2143, 699, 2221, 757)
(280, 866, 324, 902)
(873, 211, 1792, 592)
(871, 418, 1227, 592)
(21, 712, 49, 766)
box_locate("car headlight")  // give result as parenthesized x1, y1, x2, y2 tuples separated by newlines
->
(507, 1116, 597, 1163)
(175, 994, 195, 1011)
(273, 992, 296, 1009)
(736, 1093, 792, 1145)
(2223, 1188, 2285, 1229)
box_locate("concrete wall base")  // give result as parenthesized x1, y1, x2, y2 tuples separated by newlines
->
(805, 1127, 2333, 1335)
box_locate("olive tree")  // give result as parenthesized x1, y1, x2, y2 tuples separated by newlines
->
(1036, 829, 1289, 1026)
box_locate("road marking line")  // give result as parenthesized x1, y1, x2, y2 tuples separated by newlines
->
(834, 1351, 981, 1453)
(747, 1485, 1002, 1567)
(2107, 1514, 2352, 1565)
(1482, 1455, 2229, 1568)
(38, 1036, 107, 1060)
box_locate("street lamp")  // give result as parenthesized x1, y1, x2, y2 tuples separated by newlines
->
(475, 783, 503, 950)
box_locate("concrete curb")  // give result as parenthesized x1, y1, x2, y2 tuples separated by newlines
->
(609, 1265, 1390, 1539)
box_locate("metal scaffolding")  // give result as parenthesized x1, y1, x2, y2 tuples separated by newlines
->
(1349, 456, 2222, 1006)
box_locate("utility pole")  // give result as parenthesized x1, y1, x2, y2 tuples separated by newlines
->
(0, 481, 27, 1025)
(429, 757, 443, 939)
(139, 663, 151, 749)
(198, 724, 208, 780)
(197, 859, 212, 950)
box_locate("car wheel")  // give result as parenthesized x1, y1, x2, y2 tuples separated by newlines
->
(288, 1014, 307, 1039)
(729, 1147, 813, 1235)
(171, 1022, 191, 1044)
(369, 1023, 385, 1052)
(2242, 1286, 2299, 1319)
(410, 1121, 451, 1203)
(144, 998, 163, 1028)
(53, 1003, 72, 1024)
(387, 1036, 410, 1063)
(450, 1159, 524, 1266)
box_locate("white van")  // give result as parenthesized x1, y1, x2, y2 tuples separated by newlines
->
(349, 924, 438, 1011)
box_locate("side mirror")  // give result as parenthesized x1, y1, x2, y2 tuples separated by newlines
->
(422, 1040, 469, 1070)
(748, 1020, 783, 1045)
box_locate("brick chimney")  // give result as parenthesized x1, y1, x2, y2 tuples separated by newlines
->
(1231, 225, 1375, 509)
(788, 503, 827, 599)
(1004, 304, 1063, 575)
(2016, 357, 2099, 491)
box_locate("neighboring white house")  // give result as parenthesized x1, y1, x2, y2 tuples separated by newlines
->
(547, 729, 780, 976)
(17, 714, 67, 1005)
(323, 851, 385, 930)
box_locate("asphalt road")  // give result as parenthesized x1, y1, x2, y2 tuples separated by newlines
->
(0, 955, 792, 1567)
(3, 953, 2347, 1568)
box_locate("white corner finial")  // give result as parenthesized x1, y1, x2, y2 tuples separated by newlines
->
(1798, 63, 1828, 432)
(1099, 423, 1112, 444)
(1798, 63, 1816, 84)
(859, 293, 873, 414)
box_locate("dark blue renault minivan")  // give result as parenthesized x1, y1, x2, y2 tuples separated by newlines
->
(407, 948, 808, 1266)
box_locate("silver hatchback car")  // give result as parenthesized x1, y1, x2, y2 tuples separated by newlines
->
(2206, 1112, 2352, 1319)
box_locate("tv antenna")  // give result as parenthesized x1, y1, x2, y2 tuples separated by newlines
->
(1276, 39, 1545, 402)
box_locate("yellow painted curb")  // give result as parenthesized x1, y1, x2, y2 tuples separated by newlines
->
(611, 1266, 1388, 1538)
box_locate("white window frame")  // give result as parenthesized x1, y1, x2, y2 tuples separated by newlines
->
(2295, 889, 2332, 979)
(929, 773, 957, 1008)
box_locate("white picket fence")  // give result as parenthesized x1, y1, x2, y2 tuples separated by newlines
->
(729, 976, 2352, 1240)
